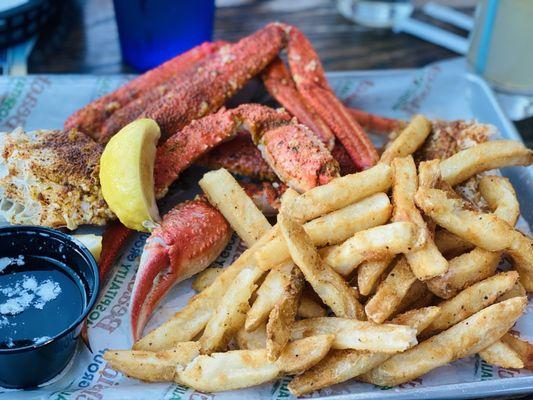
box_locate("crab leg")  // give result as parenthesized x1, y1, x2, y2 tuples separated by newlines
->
(347, 108, 402, 134)
(284, 27, 379, 170)
(154, 103, 339, 196)
(65, 41, 224, 141)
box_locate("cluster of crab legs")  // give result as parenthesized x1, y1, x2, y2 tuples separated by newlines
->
(66, 23, 401, 341)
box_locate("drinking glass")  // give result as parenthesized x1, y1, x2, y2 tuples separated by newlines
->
(337, 0, 413, 28)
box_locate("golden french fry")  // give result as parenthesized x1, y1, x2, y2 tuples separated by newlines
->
(266, 266, 304, 361)
(134, 225, 277, 351)
(365, 257, 418, 324)
(392, 156, 447, 279)
(427, 247, 500, 299)
(479, 340, 524, 369)
(191, 267, 224, 292)
(255, 193, 392, 270)
(515, 266, 533, 292)
(418, 159, 441, 189)
(414, 187, 522, 252)
(288, 307, 440, 396)
(439, 140, 533, 187)
(357, 257, 394, 297)
(245, 261, 294, 332)
(361, 297, 527, 387)
(282, 163, 392, 222)
(200, 266, 263, 353)
(104, 342, 200, 382)
(200, 168, 270, 247)
(434, 229, 474, 258)
(395, 280, 431, 315)
(479, 175, 520, 226)
(236, 324, 267, 350)
(497, 282, 527, 302)
(298, 291, 327, 318)
(279, 207, 363, 319)
(176, 335, 334, 392)
(380, 115, 431, 164)
(321, 222, 420, 276)
(291, 317, 417, 353)
(502, 333, 533, 369)
(422, 271, 519, 338)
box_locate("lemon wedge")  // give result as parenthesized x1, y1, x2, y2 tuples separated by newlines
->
(99, 118, 161, 231)
(73, 234, 102, 261)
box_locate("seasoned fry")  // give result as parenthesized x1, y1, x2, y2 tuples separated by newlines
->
(427, 247, 500, 299)
(434, 229, 474, 258)
(321, 222, 420, 276)
(361, 297, 527, 387)
(236, 324, 267, 350)
(134, 226, 277, 351)
(255, 193, 391, 269)
(380, 115, 431, 164)
(282, 163, 392, 222)
(191, 267, 224, 292)
(278, 210, 363, 319)
(200, 266, 262, 353)
(418, 159, 441, 189)
(479, 175, 520, 226)
(266, 266, 304, 360)
(291, 317, 417, 353)
(176, 335, 334, 393)
(104, 342, 200, 382)
(479, 340, 524, 369)
(497, 282, 526, 302)
(298, 291, 327, 318)
(414, 187, 522, 252)
(422, 271, 518, 338)
(392, 156, 447, 279)
(365, 257, 418, 323)
(288, 307, 440, 396)
(245, 261, 294, 332)
(199, 168, 271, 247)
(357, 257, 394, 297)
(515, 266, 533, 292)
(440, 140, 533, 186)
(502, 333, 533, 369)
(395, 280, 431, 315)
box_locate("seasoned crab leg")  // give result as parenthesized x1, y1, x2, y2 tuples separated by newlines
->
(65, 41, 224, 141)
(154, 104, 339, 196)
(130, 198, 232, 341)
(347, 108, 402, 134)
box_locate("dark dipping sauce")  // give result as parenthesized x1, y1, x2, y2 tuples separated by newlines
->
(0, 256, 87, 350)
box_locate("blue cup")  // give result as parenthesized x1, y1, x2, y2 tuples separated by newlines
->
(112, 0, 215, 71)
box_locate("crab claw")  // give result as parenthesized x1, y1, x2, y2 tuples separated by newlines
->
(130, 198, 232, 341)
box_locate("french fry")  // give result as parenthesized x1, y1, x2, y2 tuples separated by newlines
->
(361, 297, 527, 387)
(200, 267, 262, 353)
(395, 280, 431, 315)
(134, 227, 277, 351)
(282, 163, 392, 222)
(255, 192, 392, 269)
(245, 261, 294, 332)
(418, 159, 441, 189)
(380, 115, 431, 164)
(104, 342, 200, 382)
(278, 208, 363, 319)
(199, 168, 271, 247)
(365, 257, 418, 323)
(236, 324, 267, 350)
(434, 229, 474, 258)
(321, 222, 420, 276)
(191, 267, 224, 292)
(176, 335, 334, 393)
(515, 266, 533, 292)
(288, 307, 440, 396)
(298, 291, 327, 318)
(392, 156, 447, 279)
(427, 248, 500, 299)
(414, 187, 524, 252)
(439, 140, 533, 186)
(497, 281, 527, 302)
(479, 175, 520, 226)
(422, 271, 518, 338)
(266, 266, 304, 361)
(357, 257, 394, 297)
(502, 333, 533, 369)
(479, 340, 524, 369)
(291, 317, 417, 353)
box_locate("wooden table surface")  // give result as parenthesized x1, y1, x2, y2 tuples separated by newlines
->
(28, 0, 532, 145)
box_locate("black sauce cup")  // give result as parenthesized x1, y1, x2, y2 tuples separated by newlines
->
(0, 226, 100, 389)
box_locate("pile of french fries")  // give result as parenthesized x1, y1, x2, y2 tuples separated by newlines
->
(104, 115, 533, 396)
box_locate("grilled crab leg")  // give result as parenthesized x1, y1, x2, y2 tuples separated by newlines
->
(65, 41, 224, 141)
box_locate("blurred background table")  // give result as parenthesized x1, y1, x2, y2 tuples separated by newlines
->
(25, 0, 532, 146)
